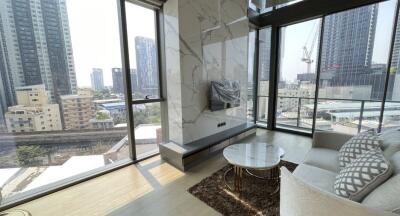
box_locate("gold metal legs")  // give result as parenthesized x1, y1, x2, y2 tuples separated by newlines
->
(223, 166, 243, 193)
(224, 165, 281, 195)
(233, 166, 243, 192)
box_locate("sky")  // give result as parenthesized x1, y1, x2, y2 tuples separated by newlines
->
(279, 0, 397, 82)
(66, 0, 397, 87)
(66, 0, 155, 87)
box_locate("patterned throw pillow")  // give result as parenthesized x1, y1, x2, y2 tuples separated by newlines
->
(334, 149, 393, 202)
(339, 130, 381, 169)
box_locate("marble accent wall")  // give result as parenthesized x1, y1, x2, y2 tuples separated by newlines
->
(164, 0, 250, 144)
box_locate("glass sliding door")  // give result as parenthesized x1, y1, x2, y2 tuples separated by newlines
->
(275, 19, 322, 133)
(315, 0, 397, 134)
(383, 5, 400, 130)
(125, 2, 164, 158)
(0, 0, 131, 206)
(257, 27, 272, 125)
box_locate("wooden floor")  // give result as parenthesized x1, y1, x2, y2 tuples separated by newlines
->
(4, 129, 312, 216)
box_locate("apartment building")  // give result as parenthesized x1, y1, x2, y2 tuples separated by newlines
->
(60, 93, 95, 130)
(4, 85, 62, 133)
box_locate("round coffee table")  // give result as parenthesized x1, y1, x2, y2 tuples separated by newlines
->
(223, 143, 285, 194)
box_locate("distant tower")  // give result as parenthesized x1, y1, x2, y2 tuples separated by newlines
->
(130, 69, 139, 93)
(91, 68, 104, 91)
(112, 68, 124, 94)
(135, 36, 158, 96)
(258, 28, 271, 81)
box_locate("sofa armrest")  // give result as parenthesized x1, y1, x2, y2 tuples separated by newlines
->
(312, 131, 353, 151)
(280, 167, 395, 216)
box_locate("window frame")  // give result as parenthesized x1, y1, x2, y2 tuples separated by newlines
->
(254, 0, 400, 136)
(0, 0, 166, 211)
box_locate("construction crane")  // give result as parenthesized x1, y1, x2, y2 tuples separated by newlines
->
(301, 22, 320, 74)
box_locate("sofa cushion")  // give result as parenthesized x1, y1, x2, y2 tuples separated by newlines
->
(391, 151, 400, 175)
(338, 130, 381, 169)
(303, 148, 340, 173)
(361, 174, 400, 214)
(379, 127, 400, 158)
(334, 149, 393, 202)
(293, 164, 337, 194)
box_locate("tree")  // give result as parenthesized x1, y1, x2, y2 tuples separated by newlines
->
(96, 111, 109, 120)
(16, 145, 44, 167)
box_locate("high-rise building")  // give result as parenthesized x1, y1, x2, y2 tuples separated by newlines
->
(320, 5, 378, 89)
(112, 68, 139, 95)
(130, 69, 139, 93)
(90, 68, 104, 91)
(0, 0, 77, 104)
(135, 37, 158, 96)
(4, 85, 62, 133)
(259, 28, 271, 81)
(112, 68, 124, 94)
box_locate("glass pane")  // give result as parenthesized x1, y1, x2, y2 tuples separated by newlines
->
(125, 3, 159, 100)
(316, 0, 396, 134)
(247, 29, 256, 122)
(257, 27, 271, 124)
(0, 0, 130, 205)
(383, 6, 400, 130)
(257, 96, 269, 123)
(276, 19, 321, 133)
(133, 102, 162, 157)
(315, 100, 362, 135)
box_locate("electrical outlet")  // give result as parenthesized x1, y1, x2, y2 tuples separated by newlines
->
(217, 122, 226, 127)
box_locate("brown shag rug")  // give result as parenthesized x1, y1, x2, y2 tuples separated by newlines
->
(188, 161, 298, 216)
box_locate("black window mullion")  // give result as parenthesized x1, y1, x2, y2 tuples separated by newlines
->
(117, 0, 137, 160)
(268, 25, 279, 130)
(155, 9, 164, 100)
(253, 28, 260, 124)
(311, 17, 325, 134)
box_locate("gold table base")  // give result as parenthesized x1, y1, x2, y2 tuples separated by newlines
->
(223, 165, 280, 195)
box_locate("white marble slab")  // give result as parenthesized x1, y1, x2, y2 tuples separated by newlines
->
(223, 143, 285, 169)
(163, 0, 250, 145)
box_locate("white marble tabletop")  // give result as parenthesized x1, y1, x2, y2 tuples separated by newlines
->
(223, 143, 285, 170)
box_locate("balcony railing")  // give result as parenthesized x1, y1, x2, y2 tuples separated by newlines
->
(257, 95, 400, 134)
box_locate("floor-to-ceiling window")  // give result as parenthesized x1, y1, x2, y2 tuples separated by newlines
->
(383, 7, 400, 130)
(125, 2, 163, 158)
(0, 0, 164, 208)
(275, 19, 321, 133)
(255, 0, 399, 135)
(257, 27, 271, 125)
(315, 0, 396, 134)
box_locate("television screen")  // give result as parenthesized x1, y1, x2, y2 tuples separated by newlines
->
(209, 80, 240, 111)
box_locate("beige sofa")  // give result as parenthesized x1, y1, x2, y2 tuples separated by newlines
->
(280, 129, 400, 216)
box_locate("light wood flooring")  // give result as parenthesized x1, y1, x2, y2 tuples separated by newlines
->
(4, 129, 312, 216)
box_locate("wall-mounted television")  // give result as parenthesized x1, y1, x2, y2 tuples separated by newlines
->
(209, 80, 240, 111)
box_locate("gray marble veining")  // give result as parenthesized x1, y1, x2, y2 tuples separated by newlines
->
(163, 0, 250, 145)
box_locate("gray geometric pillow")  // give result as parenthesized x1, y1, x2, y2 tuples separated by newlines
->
(334, 149, 393, 202)
(339, 130, 381, 169)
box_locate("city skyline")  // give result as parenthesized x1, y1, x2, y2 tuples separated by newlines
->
(66, 0, 156, 88)
(279, 0, 396, 83)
